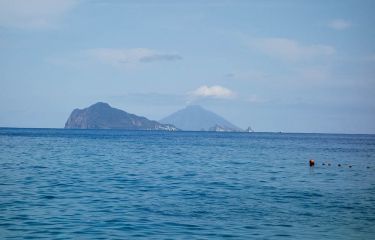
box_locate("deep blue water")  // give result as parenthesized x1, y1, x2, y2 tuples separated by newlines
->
(0, 128, 374, 239)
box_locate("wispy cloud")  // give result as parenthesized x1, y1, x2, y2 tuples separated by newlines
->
(297, 67, 331, 82)
(363, 54, 375, 62)
(110, 92, 187, 108)
(328, 19, 352, 30)
(0, 0, 78, 29)
(245, 94, 266, 103)
(86, 48, 182, 67)
(140, 53, 182, 62)
(248, 37, 335, 61)
(225, 70, 269, 82)
(189, 85, 235, 99)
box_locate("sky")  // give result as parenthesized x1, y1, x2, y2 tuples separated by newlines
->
(0, 0, 374, 133)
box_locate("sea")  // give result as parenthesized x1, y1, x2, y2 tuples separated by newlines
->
(0, 128, 374, 239)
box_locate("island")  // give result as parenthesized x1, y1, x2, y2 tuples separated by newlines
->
(64, 102, 178, 131)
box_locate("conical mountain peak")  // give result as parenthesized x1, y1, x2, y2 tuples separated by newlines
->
(160, 105, 241, 131)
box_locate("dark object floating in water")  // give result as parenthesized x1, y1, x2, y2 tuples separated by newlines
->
(349, 165, 352, 168)
(322, 163, 325, 165)
(367, 166, 370, 169)
(338, 164, 341, 167)
(43, 195, 55, 199)
(309, 159, 315, 167)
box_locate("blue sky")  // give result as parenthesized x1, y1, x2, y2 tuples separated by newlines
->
(0, 0, 374, 133)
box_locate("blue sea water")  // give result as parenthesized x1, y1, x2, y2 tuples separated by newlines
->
(0, 128, 374, 239)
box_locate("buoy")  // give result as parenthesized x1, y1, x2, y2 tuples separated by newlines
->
(349, 165, 352, 168)
(322, 163, 325, 165)
(309, 159, 315, 167)
(338, 164, 341, 167)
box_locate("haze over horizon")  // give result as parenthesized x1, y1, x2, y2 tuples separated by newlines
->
(1, 0, 374, 134)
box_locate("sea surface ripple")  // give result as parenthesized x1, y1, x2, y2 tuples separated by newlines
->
(0, 128, 374, 239)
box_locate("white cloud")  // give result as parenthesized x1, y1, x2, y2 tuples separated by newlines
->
(86, 48, 182, 67)
(190, 85, 235, 99)
(249, 37, 335, 61)
(328, 19, 352, 30)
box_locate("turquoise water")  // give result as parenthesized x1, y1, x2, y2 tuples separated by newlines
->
(0, 128, 374, 239)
